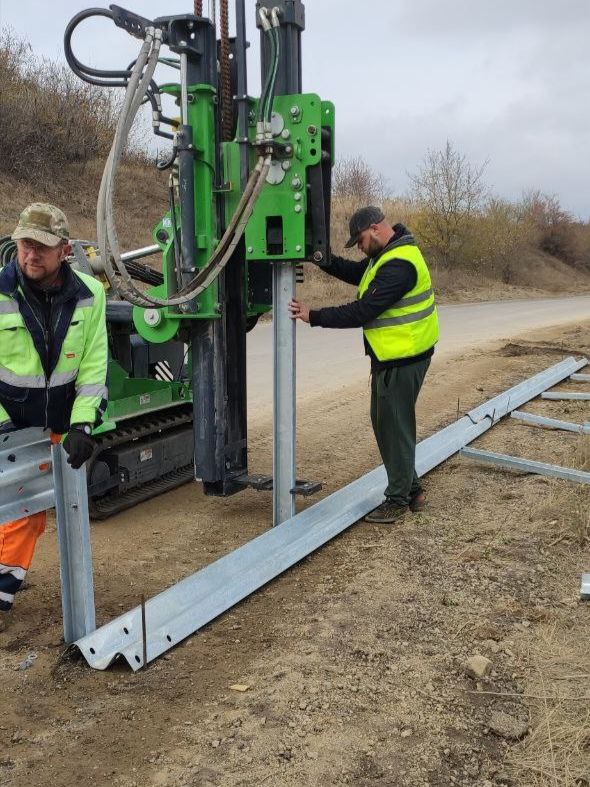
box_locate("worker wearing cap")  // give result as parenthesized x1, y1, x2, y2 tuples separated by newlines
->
(289, 207, 438, 524)
(0, 203, 107, 625)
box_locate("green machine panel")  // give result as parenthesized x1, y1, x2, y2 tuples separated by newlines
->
(245, 93, 335, 261)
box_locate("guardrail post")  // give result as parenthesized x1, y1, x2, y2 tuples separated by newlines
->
(51, 442, 96, 643)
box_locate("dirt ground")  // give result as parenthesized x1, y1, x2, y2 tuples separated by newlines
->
(1, 320, 589, 787)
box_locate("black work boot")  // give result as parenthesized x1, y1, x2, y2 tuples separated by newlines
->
(409, 490, 426, 512)
(365, 499, 408, 524)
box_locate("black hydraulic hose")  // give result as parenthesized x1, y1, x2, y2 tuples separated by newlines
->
(257, 27, 276, 124)
(0, 237, 16, 267)
(64, 8, 133, 87)
(123, 260, 164, 286)
(264, 24, 280, 123)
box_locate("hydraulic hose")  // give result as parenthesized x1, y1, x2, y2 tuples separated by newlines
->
(97, 27, 272, 307)
(64, 8, 132, 87)
(95, 8, 278, 308)
(264, 10, 281, 124)
(0, 237, 16, 267)
(257, 11, 275, 125)
(97, 30, 159, 306)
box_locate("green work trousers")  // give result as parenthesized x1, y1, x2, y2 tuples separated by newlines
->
(370, 357, 431, 506)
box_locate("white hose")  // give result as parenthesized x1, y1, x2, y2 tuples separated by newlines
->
(97, 27, 272, 308)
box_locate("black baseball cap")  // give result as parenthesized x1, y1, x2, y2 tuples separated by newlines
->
(344, 206, 385, 248)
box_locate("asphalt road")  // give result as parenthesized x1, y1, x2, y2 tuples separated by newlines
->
(246, 295, 590, 413)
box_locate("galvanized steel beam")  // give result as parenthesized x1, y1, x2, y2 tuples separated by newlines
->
(461, 447, 590, 485)
(570, 373, 590, 382)
(272, 262, 297, 526)
(542, 391, 590, 401)
(52, 443, 96, 642)
(581, 573, 590, 601)
(74, 355, 587, 671)
(510, 410, 590, 435)
(0, 428, 53, 523)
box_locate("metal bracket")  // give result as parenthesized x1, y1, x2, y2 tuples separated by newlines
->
(233, 474, 321, 495)
(109, 4, 154, 39)
(291, 479, 322, 496)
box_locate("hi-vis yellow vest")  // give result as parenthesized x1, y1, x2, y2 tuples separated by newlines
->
(358, 243, 439, 361)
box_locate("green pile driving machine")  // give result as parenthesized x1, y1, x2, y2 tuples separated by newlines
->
(60, 0, 334, 520)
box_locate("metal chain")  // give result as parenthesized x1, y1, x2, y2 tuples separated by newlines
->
(219, 0, 233, 141)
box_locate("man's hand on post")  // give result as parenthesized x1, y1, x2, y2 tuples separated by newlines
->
(288, 298, 310, 323)
(63, 424, 95, 469)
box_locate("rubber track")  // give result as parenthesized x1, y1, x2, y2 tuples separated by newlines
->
(88, 405, 194, 520)
(89, 463, 194, 520)
(93, 405, 193, 453)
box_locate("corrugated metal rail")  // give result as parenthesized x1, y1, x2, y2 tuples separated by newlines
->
(73, 356, 587, 670)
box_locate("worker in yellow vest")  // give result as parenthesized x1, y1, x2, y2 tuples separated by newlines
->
(289, 206, 438, 523)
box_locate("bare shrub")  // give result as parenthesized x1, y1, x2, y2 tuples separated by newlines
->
(332, 155, 388, 204)
(408, 140, 488, 268)
(520, 190, 580, 265)
(459, 197, 538, 281)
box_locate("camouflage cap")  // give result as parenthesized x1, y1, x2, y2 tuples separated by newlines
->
(12, 203, 70, 247)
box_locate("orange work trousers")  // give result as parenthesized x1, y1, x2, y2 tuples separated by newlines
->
(0, 512, 46, 610)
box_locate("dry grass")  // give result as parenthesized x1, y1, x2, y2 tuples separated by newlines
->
(505, 624, 590, 787)
(0, 162, 168, 251)
(503, 467, 590, 787)
(299, 196, 590, 308)
(537, 482, 589, 549)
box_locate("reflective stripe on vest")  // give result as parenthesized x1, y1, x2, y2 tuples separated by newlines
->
(358, 244, 439, 361)
(364, 301, 436, 330)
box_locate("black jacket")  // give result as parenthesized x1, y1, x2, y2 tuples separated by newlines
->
(309, 227, 435, 369)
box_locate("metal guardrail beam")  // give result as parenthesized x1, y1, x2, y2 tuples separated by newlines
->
(0, 429, 95, 642)
(52, 443, 96, 643)
(510, 410, 590, 435)
(74, 355, 588, 671)
(461, 447, 590, 485)
(542, 391, 590, 401)
(571, 373, 590, 382)
(0, 428, 53, 523)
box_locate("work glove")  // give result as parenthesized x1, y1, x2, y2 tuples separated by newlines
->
(63, 424, 95, 469)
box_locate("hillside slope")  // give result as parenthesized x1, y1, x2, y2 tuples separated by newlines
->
(2, 163, 589, 303)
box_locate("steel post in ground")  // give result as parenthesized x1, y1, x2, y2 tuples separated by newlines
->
(51, 443, 96, 644)
(273, 261, 296, 525)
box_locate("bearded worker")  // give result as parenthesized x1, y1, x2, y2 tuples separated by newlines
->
(289, 206, 438, 524)
(0, 203, 107, 627)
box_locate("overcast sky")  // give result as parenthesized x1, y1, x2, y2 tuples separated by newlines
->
(1, 0, 589, 219)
